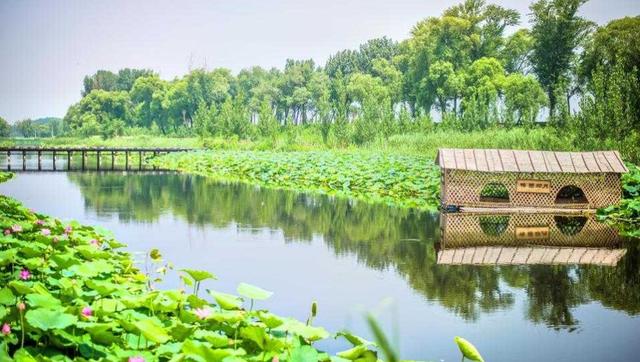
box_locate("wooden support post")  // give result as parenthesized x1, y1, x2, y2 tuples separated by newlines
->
(37, 150, 42, 171)
(125, 151, 129, 170)
(6, 151, 10, 171)
(22, 151, 26, 171)
(111, 151, 115, 170)
(81, 151, 86, 170)
(67, 151, 72, 171)
(96, 151, 101, 170)
(153, 151, 158, 170)
(53, 150, 56, 171)
(139, 151, 142, 170)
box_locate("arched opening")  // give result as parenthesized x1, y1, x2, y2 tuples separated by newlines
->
(479, 182, 510, 203)
(554, 216, 587, 236)
(555, 185, 588, 204)
(479, 216, 510, 236)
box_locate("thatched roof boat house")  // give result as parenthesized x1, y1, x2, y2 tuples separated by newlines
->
(436, 149, 628, 210)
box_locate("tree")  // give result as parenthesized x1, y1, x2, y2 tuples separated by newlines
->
(503, 73, 547, 125)
(529, 0, 592, 119)
(405, 0, 518, 116)
(580, 16, 640, 122)
(501, 29, 534, 73)
(347, 73, 391, 143)
(130, 75, 170, 132)
(14, 119, 35, 137)
(574, 63, 640, 161)
(64, 90, 131, 138)
(82, 68, 154, 96)
(257, 100, 279, 137)
(460, 57, 506, 129)
(0, 116, 10, 137)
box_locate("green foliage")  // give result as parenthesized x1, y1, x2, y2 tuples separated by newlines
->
(152, 151, 441, 210)
(0, 194, 384, 361)
(454, 336, 484, 362)
(529, 0, 592, 118)
(573, 63, 640, 162)
(0, 117, 10, 138)
(597, 163, 640, 237)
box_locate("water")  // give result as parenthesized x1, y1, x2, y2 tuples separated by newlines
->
(1, 171, 639, 362)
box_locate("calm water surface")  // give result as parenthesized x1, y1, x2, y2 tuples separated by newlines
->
(1, 171, 639, 362)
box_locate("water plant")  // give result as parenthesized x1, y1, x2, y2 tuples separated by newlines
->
(152, 150, 441, 211)
(0, 194, 363, 360)
(597, 163, 640, 237)
(0, 172, 482, 361)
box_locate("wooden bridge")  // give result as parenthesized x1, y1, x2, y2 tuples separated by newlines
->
(0, 147, 193, 172)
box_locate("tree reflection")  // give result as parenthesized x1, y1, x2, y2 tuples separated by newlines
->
(67, 173, 640, 327)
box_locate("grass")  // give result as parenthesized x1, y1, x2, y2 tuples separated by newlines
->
(1, 125, 576, 158)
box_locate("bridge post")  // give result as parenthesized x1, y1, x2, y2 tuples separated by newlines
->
(139, 151, 142, 171)
(125, 151, 129, 170)
(53, 150, 56, 171)
(97, 150, 101, 170)
(22, 151, 26, 171)
(6, 151, 10, 171)
(111, 151, 115, 170)
(81, 150, 86, 170)
(67, 151, 72, 171)
(37, 150, 42, 171)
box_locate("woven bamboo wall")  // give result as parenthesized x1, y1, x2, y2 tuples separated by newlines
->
(440, 213, 621, 247)
(442, 169, 621, 209)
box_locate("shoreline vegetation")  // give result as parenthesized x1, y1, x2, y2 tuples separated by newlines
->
(1, 172, 487, 361)
(151, 150, 640, 236)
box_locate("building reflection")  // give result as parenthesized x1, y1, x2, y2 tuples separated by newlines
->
(438, 213, 626, 266)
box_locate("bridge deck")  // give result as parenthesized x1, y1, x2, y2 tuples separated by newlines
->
(0, 147, 193, 172)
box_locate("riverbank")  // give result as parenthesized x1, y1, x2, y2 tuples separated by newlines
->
(0, 180, 385, 361)
(2, 126, 579, 158)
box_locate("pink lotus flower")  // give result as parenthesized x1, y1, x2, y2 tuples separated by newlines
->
(90, 239, 100, 247)
(1, 323, 10, 335)
(272, 356, 279, 362)
(17, 302, 25, 311)
(41, 228, 51, 236)
(3, 229, 10, 235)
(64, 226, 72, 234)
(193, 307, 211, 320)
(19, 269, 30, 280)
(128, 357, 145, 362)
(35, 219, 45, 226)
(81, 306, 93, 318)
(11, 225, 22, 233)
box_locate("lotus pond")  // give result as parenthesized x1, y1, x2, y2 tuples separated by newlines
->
(1, 170, 639, 362)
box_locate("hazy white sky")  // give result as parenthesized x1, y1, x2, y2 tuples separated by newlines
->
(1, 0, 638, 122)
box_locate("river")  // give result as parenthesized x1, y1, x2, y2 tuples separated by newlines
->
(1, 171, 638, 361)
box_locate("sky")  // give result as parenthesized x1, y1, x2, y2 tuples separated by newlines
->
(1, 0, 639, 122)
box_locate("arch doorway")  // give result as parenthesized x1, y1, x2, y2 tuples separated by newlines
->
(479, 182, 510, 203)
(555, 185, 588, 204)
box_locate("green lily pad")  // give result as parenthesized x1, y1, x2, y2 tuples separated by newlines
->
(25, 308, 77, 330)
(237, 282, 273, 301)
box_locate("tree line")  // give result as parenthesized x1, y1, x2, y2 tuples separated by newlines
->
(7, 0, 639, 157)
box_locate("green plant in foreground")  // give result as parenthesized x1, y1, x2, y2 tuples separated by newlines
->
(0, 172, 481, 361)
(454, 337, 484, 362)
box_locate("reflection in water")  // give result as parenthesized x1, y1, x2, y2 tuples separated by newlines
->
(439, 213, 625, 266)
(66, 173, 640, 330)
